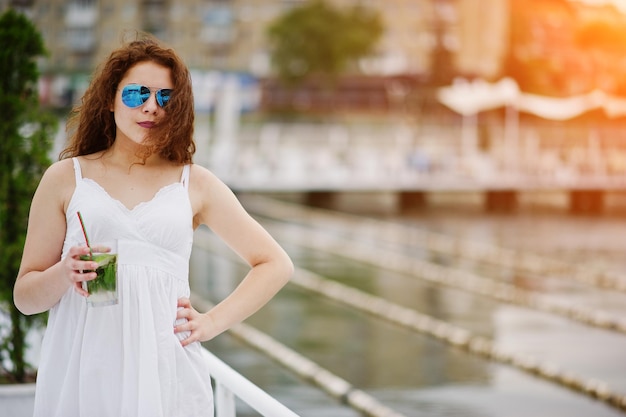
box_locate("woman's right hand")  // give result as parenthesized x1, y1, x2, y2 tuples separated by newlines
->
(64, 245, 99, 297)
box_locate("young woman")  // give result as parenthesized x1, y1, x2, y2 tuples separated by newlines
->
(13, 36, 293, 417)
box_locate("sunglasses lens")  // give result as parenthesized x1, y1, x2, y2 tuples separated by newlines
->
(156, 89, 172, 107)
(121, 85, 150, 108)
(121, 85, 171, 108)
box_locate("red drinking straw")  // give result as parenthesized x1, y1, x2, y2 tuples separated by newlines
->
(77, 211, 93, 260)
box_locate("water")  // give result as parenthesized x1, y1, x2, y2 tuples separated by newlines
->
(191, 198, 626, 417)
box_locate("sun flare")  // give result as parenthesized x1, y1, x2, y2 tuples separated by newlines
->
(572, 0, 626, 13)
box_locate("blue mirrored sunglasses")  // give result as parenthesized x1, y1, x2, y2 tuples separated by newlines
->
(120, 84, 172, 108)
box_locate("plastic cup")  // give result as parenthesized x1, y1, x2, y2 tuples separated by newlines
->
(80, 240, 118, 307)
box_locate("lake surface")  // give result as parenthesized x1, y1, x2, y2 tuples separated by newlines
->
(192, 195, 626, 417)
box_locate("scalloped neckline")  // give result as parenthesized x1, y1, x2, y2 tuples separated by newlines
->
(82, 177, 182, 212)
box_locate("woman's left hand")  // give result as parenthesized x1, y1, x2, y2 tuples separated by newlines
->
(174, 297, 216, 347)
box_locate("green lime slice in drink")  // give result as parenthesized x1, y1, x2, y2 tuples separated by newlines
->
(91, 253, 116, 267)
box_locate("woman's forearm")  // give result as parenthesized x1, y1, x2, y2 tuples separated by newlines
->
(14, 262, 70, 315)
(205, 256, 293, 338)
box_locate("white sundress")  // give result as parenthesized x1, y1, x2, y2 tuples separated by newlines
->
(33, 157, 214, 417)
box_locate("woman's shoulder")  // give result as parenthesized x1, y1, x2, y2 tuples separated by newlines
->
(189, 163, 221, 184)
(39, 158, 78, 193)
(33, 159, 77, 207)
(188, 163, 233, 198)
(187, 163, 243, 227)
(42, 158, 75, 183)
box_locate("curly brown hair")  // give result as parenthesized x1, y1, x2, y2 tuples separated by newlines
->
(60, 35, 195, 164)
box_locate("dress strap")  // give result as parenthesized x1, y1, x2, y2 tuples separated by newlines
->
(72, 157, 83, 183)
(180, 164, 191, 190)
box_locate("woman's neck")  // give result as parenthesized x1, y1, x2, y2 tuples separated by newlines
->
(104, 138, 168, 170)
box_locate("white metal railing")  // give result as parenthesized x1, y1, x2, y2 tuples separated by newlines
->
(202, 348, 300, 417)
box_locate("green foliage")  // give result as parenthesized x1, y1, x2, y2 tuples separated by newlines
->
(267, 0, 384, 84)
(0, 8, 54, 383)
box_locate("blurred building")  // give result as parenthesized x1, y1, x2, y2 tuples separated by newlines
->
(0, 0, 509, 80)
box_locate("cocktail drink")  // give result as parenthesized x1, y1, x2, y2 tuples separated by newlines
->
(80, 242, 118, 307)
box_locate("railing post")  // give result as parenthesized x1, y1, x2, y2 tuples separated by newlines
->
(215, 381, 236, 417)
(202, 349, 301, 417)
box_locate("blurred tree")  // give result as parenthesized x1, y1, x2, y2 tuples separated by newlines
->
(504, 0, 578, 96)
(0, 8, 55, 383)
(266, 0, 384, 85)
(505, 0, 626, 97)
(575, 20, 626, 51)
(574, 19, 626, 95)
